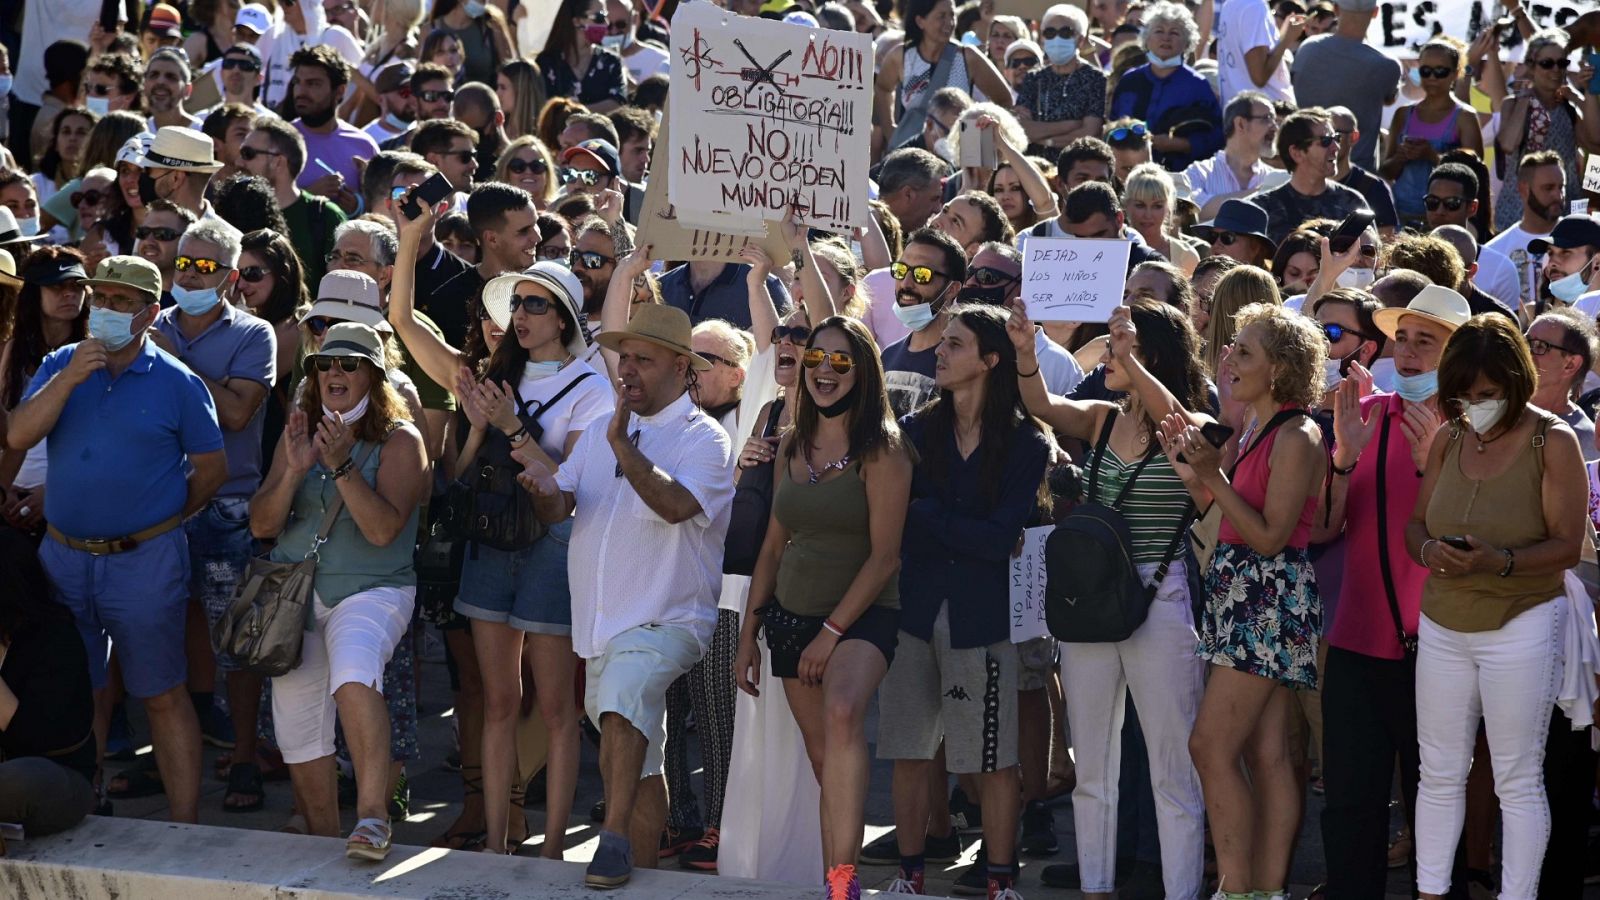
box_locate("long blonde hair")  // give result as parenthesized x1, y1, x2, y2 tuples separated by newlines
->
(1203, 266, 1281, 376)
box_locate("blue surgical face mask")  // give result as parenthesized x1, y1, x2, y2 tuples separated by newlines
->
(85, 96, 111, 116)
(1393, 368, 1439, 402)
(383, 111, 411, 131)
(1043, 37, 1078, 65)
(0, 75, 13, 97)
(464, 0, 487, 17)
(893, 301, 936, 332)
(524, 359, 565, 381)
(1146, 51, 1184, 68)
(601, 33, 631, 50)
(172, 284, 222, 316)
(88, 305, 142, 351)
(1549, 266, 1590, 304)
(1407, 66, 1423, 87)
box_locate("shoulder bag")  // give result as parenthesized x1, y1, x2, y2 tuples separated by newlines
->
(723, 398, 786, 576)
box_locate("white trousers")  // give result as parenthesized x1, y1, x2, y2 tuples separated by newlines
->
(271, 587, 415, 765)
(1058, 565, 1206, 899)
(1414, 599, 1565, 900)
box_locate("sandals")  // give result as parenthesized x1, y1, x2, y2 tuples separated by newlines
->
(223, 762, 265, 813)
(432, 766, 488, 852)
(107, 758, 164, 799)
(346, 817, 393, 862)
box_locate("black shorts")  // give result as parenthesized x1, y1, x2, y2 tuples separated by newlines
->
(760, 600, 900, 679)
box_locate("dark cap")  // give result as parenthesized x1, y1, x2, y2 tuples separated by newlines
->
(1528, 214, 1600, 256)
(374, 60, 415, 95)
(560, 139, 622, 178)
(24, 255, 89, 286)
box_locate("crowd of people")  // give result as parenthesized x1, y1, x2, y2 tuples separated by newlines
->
(0, 0, 1598, 899)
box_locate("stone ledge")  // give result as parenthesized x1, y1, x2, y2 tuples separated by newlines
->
(0, 816, 928, 899)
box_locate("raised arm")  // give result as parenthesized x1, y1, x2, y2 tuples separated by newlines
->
(741, 247, 785, 354)
(965, 45, 1014, 107)
(597, 245, 655, 382)
(1007, 300, 1112, 438)
(390, 194, 466, 390)
(985, 115, 1058, 220)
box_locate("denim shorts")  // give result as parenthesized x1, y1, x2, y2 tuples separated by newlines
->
(41, 526, 190, 699)
(186, 496, 255, 671)
(453, 517, 574, 634)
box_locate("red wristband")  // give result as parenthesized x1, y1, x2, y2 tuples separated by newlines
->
(823, 618, 845, 637)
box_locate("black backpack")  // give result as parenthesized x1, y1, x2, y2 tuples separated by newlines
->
(1045, 409, 1192, 643)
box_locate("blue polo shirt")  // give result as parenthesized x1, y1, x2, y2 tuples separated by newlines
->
(26, 339, 224, 538)
(155, 303, 278, 497)
(659, 263, 792, 330)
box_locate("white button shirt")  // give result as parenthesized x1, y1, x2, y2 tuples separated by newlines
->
(1181, 150, 1274, 213)
(557, 390, 736, 660)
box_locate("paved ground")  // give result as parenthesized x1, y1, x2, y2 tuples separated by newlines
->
(100, 630, 1595, 899)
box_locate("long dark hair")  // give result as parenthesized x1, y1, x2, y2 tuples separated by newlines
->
(479, 282, 580, 386)
(786, 316, 902, 464)
(37, 107, 96, 183)
(902, 0, 948, 47)
(912, 304, 1039, 507)
(0, 528, 72, 644)
(5, 247, 89, 410)
(240, 229, 310, 326)
(545, 0, 592, 59)
(1126, 299, 1210, 422)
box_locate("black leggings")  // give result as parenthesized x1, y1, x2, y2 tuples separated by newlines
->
(664, 609, 740, 831)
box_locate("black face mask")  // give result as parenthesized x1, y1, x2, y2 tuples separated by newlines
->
(958, 284, 1011, 305)
(816, 385, 858, 418)
(137, 171, 165, 206)
(298, 104, 336, 128)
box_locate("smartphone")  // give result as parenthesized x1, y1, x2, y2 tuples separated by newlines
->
(1176, 423, 1235, 464)
(959, 118, 997, 169)
(100, 0, 120, 32)
(1328, 209, 1377, 254)
(1441, 535, 1474, 551)
(400, 172, 454, 220)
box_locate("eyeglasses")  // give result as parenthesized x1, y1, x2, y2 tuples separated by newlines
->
(1534, 57, 1568, 70)
(607, 19, 631, 33)
(1416, 65, 1454, 80)
(326, 250, 370, 268)
(536, 244, 572, 261)
(589, 10, 608, 23)
(311, 356, 363, 373)
(326, 1, 356, 14)
(1301, 134, 1340, 149)
(238, 145, 281, 161)
(1039, 26, 1076, 39)
(890, 261, 949, 284)
(508, 294, 553, 314)
(1527, 337, 1582, 357)
(305, 317, 339, 335)
(507, 157, 548, 175)
(560, 167, 603, 186)
(135, 225, 182, 241)
(417, 89, 456, 102)
(175, 256, 226, 274)
(238, 266, 270, 283)
(968, 266, 1020, 287)
(771, 324, 812, 344)
(221, 57, 260, 72)
(1422, 194, 1467, 212)
(1108, 123, 1149, 142)
(802, 348, 855, 373)
(572, 250, 614, 269)
(1322, 322, 1372, 343)
(1008, 56, 1039, 68)
(699, 352, 735, 368)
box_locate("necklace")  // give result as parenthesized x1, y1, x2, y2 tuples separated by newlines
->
(1474, 419, 1514, 453)
(805, 448, 852, 484)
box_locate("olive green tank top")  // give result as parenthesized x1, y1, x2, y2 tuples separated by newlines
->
(773, 461, 899, 616)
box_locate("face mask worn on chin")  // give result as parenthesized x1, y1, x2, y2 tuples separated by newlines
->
(1043, 37, 1078, 65)
(383, 111, 412, 131)
(1394, 368, 1438, 402)
(88, 305, 142, 351)
(932, 136, 954, 163)
(602, 33, 632, 50)
(172, 284, 222, 316)
(0, 75, 13, 97)
(1336, 266, 1376, 289)
(324, 391, 371, 426)
(1146, 51, 1184, 67)
(893, 301, 936, 332)
(1368, 357, 1397, 392)
(1549, 266, 1590, 304)
(524, 359, 565, 381)
(816, 384, 859, 418)
(1462, 398, 1508, 435)
(85, 96, 111, 116)
(1407, 66, 1424, 87)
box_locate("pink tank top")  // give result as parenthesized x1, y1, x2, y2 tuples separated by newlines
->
(1218, 407, 1317, 550)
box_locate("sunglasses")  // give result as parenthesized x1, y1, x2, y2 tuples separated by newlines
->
(1423, 194, 1467, 212)
(1039, 26, 1076, 39)
(221, 57, 260, 72)
(572, 249, 613, 269)
(135, 225, 182, 242)
(699, 352, 735, 368)
(443, 149, 476, 164)
(1211, 231, 1242, 246)
(1108, 123, 1149, 142)
(238, 265, 270, 283)
(417, 89, 456, 102)
(1322, 322, 1372, 343)
(560, 167, 602, 186)
(1008, 56, 1039, 68)
(802, 347, 854, 374)
(890, 261, 949, 285)
(175, 256, 225, 275)
(311, 356, 363, 373)
(507, 157, 549, 175)
(306, 317, 339, 335)
(1534, 57, 1568, 70)
(1301, 134, 1340, 149)
(71, 189, 107, 207)
(87, 83, 114, 97)
(1416, 65, 1454, 80)
(969, 266, 1020, 287)
(508, 294, 553, 314)
(771, 324, 812, 344)
(238, 145, 281, 161)
(1527, 336, 1581, 357)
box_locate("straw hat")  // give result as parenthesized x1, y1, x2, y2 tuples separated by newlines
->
(597, 304, 711, 370)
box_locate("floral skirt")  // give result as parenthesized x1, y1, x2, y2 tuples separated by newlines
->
(1197, 543, 1321, 689)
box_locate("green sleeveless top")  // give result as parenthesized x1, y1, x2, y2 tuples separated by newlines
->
(269, 438, 420, 606)
(773, 461, 899, 616)
(1092, 443, 1193, 564)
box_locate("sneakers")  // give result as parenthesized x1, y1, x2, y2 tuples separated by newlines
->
(679, 827, 720, 872)
(1019, 800, 1058, 857)
(389, 770, 410, 820)
(951, 842, 987, 896)
(658, 825, 704, 859)
(988, 882, 1025, 900)
(883, 867, 925, 893)
(950, 786, 984, 835)
(860, 829, 961, 864)
(585, 831, 634, 889)
(824, 863, 861, 900)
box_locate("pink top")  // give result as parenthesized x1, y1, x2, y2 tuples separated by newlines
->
(1218, 405, 1317, 550)
(1327, 394, 1427, 660)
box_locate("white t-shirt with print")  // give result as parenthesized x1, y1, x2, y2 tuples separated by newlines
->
(1215, 0, 1295, 106)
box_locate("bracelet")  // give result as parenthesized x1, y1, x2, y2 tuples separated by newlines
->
(1331, 458, 1357, 476)
(1017, 363, 1040, 378)
(822, 618, 846, 637)
(1498, 548, 1515, 578)
(331, 457, 356, 481)
(1419, 539, 1437, 569)
(508, 426, 530, 445)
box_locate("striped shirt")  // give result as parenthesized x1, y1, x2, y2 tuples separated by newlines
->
(1089, 443, 1193, 564)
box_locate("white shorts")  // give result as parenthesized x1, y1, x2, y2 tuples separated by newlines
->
(584, 623, 703, 778)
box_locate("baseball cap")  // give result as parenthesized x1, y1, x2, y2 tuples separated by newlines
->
(235, 3, 271, 34)
(82, 256, 164, 302)
(1528, 215, 1600, 256)
(145, 3, 183, 36)
(374, 60, 415, 95)
(560, 139, 622, 178)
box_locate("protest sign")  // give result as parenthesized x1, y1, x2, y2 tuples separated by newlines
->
(1365, 0, 1591, 58)
(667, 3, 873, 234)
(1011, 526, 1053, 644)
(516, 0, 562, 56)
(1584, 153, 1600, 196)
(1020, 237, 1131, 323)
(637, 111, 791, 262)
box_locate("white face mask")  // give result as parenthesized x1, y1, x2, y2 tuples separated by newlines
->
(85, 96, 111, 116)
(1461, 398, 1508, 435)
(932, 136, 954, 163)
(1336, 266, 1376, 289)
(324, 391, 370, 425)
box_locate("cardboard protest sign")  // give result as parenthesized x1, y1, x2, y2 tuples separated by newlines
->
(637, 111, 792, 263)
(1365, 0, 1592, 58)
(1020, 237, 1132, 323)
(1010, 526, 1053, 644)
(516, 0, 562, 56)
(1584, 153, 1600, 196)
(667, 3, 873, 234)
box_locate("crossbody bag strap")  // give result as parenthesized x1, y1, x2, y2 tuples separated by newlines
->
(1194, 408, 1307, 522)
(515, 370, 597, 431)
(1087, 407, 1117, 505)
(1373, 406, 1416, 656)
(1147, 498, 1197, 600)
(890, 43, 959, 149)
(762, 396, 786, 438)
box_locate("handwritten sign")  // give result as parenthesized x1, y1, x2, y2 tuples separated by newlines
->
(1010, 526, 1053, 644)
(667, 4, 872, 234)
(637, 110, 792, 262)
(1020, 237, 1131, 323)
(1584, 154, 1600, 196)
(1365, 0, 1592, 59)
